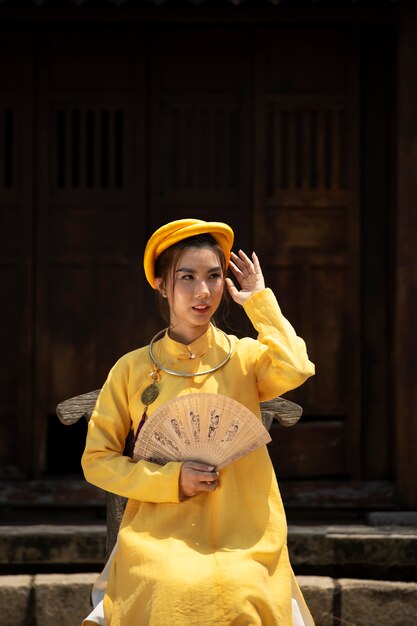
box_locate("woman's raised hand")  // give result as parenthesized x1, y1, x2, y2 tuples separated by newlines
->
(225, 250, 266, 306)
(179, 461, 219, 498)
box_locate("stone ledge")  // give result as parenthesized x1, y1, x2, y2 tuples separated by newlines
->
(288, 524, 417, 580)
(1, 574, 417, 626)
(2, 524, 417, 581)
(297, 576, 334, 626)
(0, 575, 33, 626)
(0, 525, 106, 570)
(339, 578, 417, 626)
(35, 573, 97, 626)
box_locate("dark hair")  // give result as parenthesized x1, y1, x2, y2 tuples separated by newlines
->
(154, 233, 229, 324)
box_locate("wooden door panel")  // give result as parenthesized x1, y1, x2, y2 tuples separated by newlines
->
(157, 34, 248, 92)
(150, 28, 252, 246)
(149, 28, 253, 337)
(268, 264, 346, 417)
(264, 29, 349, 95)
(311, 266, 346, 414)
(255, 26, 360, 480)
(50, 100, 131, 203)
(266, 101, 348, 204)
(35, 29, 146, 473)
(0, 267, 23, 463)
(48, 208, 131, 258)
(0, 35, 33, 477)
(46, 32, 136, 91)
(47, 266, 96, 408)
(270, 421, 346, 479)
(47, 264, 134, 409)
(264, 208, 347, 259)
(0, 18, 397, 507)
(158, 94, 242, 207)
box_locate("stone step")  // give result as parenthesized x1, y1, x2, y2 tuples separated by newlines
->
(1, 572, 417, 626)
(289, 523, 417, 581)
(1, 523, 416, 581)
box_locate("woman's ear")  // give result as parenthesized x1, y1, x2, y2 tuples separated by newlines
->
(155, 278, 167, 298)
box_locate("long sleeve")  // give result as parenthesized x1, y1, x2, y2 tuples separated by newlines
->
(81, 354, 182, 503)
(242, 288, 315, 401)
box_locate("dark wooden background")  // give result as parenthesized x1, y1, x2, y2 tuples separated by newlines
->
(0, 0, 415, 513)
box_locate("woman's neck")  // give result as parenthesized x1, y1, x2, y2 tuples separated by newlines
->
(167, 323, 210, 345)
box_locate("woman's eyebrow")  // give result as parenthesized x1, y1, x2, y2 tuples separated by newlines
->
(176, 267, 195, 273)
(176, 266, 222, 273)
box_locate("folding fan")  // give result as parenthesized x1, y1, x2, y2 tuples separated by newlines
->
(133, 393, 271, 470)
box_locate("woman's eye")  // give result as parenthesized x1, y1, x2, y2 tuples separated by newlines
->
(209, 273, 222, 279)
(181, 274, 194, 281)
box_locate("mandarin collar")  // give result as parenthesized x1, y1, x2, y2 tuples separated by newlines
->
(158, 323, 216, 359)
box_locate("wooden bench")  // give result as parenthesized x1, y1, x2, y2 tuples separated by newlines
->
(57, 390, 302, 560)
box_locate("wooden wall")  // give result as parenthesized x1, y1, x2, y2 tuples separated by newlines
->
(0, 8, 408, 509)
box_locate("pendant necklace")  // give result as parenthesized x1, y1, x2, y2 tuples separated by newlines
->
(133, 327, 233, 443)
(134, 365, 161, 443)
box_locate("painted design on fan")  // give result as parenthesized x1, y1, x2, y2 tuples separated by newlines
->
(190, 411, 200, 441)
(153, 431, 180, 455)
(208, 410, 220, 439)
(170, 418, 190, 445)
(132, 393, 272, 471)
(221, 419, 240, 443)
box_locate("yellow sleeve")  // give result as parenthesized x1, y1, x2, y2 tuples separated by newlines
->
(243, 288, 315, 401)
(81, 356, 182, 503)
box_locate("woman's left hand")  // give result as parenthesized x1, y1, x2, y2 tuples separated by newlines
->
(225, 250, 266, 306)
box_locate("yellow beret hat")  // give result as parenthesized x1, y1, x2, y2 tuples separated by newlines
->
(144, 218, 234, 288)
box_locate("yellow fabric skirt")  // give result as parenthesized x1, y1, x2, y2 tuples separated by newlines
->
(83, 449, 315, 626)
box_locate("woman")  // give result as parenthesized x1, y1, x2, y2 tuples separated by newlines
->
(82, 218, 315, 626)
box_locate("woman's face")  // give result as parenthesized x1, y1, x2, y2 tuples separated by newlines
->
(160, 245, 225, 342)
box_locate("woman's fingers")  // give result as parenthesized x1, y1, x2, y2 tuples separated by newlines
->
(198, 478, 219, 492)
(225, 277, 239, 298)
(252, 251, 262, 273)
(179, 462, 220, 497)
(229, 260, 244, 282)
(226, 249, 266, 305)
(229, 250, 263, 289)
(230, 250, 255, 275)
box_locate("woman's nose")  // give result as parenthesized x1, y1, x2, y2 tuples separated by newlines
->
(195, 281, 210, 297)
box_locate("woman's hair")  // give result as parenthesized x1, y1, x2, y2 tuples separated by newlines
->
(154, 233, 230, 324)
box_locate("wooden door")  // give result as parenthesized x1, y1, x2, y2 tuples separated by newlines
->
(253, 25, 395, 510)
(254, 26, 360, 483)
(34, 27, 146, 474)
(0, 19, 396, 511)
(250, 25, 370, 512)
(0, 31, 33, 478)
(147, 26, 254, 337)
(148, 26, 382, 509)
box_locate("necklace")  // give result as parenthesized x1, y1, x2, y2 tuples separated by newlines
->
(134, 326, 233, 444)
(148, 327, 232, 377)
